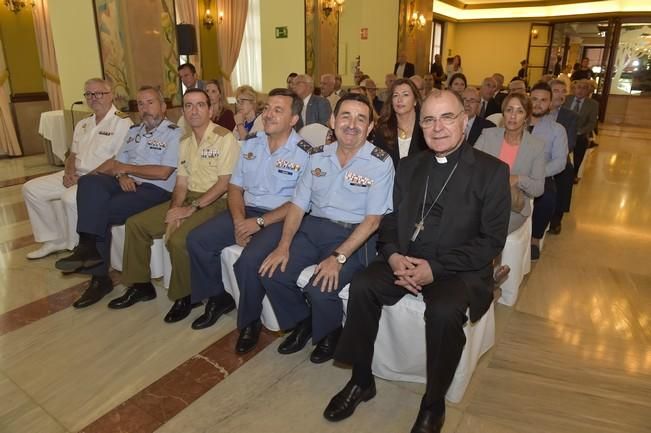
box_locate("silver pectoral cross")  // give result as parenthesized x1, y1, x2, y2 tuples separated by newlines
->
(411, 220, 425, 242)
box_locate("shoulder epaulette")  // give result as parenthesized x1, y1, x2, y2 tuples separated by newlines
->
(212, 125, 230, 137)
(115, 111, 131, 119)
(244, 132, 257, 140)
(168, 123, 179, 129)
(296, 140, 311, 153)
(371, 146, 389, 161)
(309, 145, 325, 155)
(129, 123, 140, 129)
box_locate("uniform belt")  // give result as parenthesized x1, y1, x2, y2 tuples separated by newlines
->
(311, 215, 358, 229)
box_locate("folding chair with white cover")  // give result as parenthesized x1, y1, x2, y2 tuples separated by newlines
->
(485, 113, 504, 128)
(298, 123, 330, 148)
(498, 213, 532, 306)
(110, 225, 165, 278)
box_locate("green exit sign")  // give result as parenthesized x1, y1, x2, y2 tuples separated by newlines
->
(275, 27, 288, 38)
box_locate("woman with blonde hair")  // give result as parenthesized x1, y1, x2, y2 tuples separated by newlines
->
(233, 85, 263, 139)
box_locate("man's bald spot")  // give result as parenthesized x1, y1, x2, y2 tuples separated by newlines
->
(423, 89, 465, 113)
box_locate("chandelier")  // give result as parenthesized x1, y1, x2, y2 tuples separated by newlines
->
(4, 0, 34, 13)
(322, 0, 345, 18)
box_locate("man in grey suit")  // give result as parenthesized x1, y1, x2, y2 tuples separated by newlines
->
(549, 79, 579, 234)
(293, 74, 332, 131)
(563, 79, 598, 181)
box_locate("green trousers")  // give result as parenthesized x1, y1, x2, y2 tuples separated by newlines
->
(121, 191, 227, 300)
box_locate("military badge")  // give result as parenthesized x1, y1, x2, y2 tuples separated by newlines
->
(311, 168, 327, 177)
(345, 171, 373, 187)
(275, 159, 301, 171)
(243, 152, 256, 160)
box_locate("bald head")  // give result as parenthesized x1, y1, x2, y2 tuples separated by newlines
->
(320, 73, 335, 97)
(480, 77, 497, 100)
(420, 90, 467, 155)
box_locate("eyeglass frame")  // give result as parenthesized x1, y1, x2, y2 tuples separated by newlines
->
(419, 110, 465, 128)
(83, 91, 111, 99)
(236, 97, 255, 104)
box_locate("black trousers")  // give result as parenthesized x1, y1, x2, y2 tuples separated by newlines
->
(573, 134, 589, 178)
(334, 260, 470, 410)
(532, 177, 557, 239)
(551, 159, 574, 228)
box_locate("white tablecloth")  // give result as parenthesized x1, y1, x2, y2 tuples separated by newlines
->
(38, 110, 67, 162)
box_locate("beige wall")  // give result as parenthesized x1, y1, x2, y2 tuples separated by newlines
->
(339, 0, 399, 86)
(0, 5, 44, 94)
(260, 0, 305, 92)
(49, 0, 102, 107)
(450, 21, 532, 86)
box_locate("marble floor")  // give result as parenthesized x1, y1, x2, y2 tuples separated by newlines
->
(0, 124, 649, 433)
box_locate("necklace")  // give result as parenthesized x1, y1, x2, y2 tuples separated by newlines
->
(398, 127, 410, 139)
(411, 161, 459, 242)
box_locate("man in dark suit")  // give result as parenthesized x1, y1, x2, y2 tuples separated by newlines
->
(462, 87, 495, 146)
(549, 79, 579, 234)
(478, 77, 501, 118)
(323, 90, 511, 433)
(293, 74, 332, 131)
(394, 52, 415, 79)
(563, 79, 598, 180)
(430, 54, 445, 89)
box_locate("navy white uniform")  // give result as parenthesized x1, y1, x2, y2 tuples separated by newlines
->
(187, 130, 311, 328)
(259, 141, 395, 343)
(77, 119, 181, 276)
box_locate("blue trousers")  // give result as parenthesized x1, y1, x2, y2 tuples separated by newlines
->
(187, 207, 283, 325)
(532, 176, 557, 239)
(76, 174, 170, 276)
(259, 215, 376, 343)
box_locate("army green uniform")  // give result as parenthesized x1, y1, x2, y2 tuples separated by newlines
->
(121, 123, 240, 300)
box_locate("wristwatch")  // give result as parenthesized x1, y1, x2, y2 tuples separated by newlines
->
(256, 216, 265, 228)
(331, 251, 347, 264)
(115, 172, 125, 180)
(190, 199, 201, 210)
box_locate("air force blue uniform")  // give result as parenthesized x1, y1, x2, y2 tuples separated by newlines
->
(76, 119, 181, 276)
(187, 130, 311, 326)
(259, 141, 395, 343)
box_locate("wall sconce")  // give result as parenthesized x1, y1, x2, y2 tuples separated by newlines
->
(531, 28, 539, 39)
(218, 10, 224, 24)
(4, 0, 34, 13)
(408, 11, 426, 32)
(204, 8, 214, 29)
(322, 0, 345, 18)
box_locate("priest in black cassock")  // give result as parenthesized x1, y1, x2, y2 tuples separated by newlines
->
(323, 90, 511, 433)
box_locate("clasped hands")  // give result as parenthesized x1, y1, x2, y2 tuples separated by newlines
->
(233, 218, 261, 247)
(388, 253, 434, 295)
(259, 247, 342, 293)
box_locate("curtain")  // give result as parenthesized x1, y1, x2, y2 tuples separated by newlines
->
(216, 0, 248, 96)
(232, 0, 261, 92)
(0, 40, 21, 156)
(175, 0, 202, 77)
(32, 0, 63, 111)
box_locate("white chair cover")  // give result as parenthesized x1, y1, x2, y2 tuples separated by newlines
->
(298, 123, 330, 147)
(498, 213, 532, 306)
(485, 113, 504, 128)
(220, 244, 281, 331)
(110, 225, 165, 279)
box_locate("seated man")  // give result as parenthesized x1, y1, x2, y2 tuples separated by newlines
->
(258, 93, 395, 363)
(323, 90, 510, 433)
(54, 86, 181, 307)
(185, 88, 310, 334)
(23, 78, 132, 259)
(105, 89, 240, 321)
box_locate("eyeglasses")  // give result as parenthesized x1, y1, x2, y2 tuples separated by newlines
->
(462, 98, 480, 104)
(83, 91, 110, 99)
(236, 98, 254, 104)
(419, 110, 464, 128)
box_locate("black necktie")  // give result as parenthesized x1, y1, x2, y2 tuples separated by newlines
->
(527, 125, 534, 133)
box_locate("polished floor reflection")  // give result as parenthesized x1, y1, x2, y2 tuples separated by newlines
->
(0, 123, 649, 433)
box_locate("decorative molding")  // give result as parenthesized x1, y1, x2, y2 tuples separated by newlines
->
(437, 0, 608, 10)
(433, 11, 651, 23)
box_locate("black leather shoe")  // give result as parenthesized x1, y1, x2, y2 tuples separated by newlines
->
(310, 327, 342, 364)
(55, 246, 103, 273)
(323, 379, 376, 422)
(278, 317, 312, 354)
(191, 294, 236, 330)
(410, 408, 445, 433)
(107, 283, 157, 309)
(73, 276, 113, 309)
(235, 320, 262, 354)
(164, 296, 201, 323)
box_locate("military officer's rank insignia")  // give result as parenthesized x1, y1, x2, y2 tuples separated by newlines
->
(244, 132, 257, 140)
(201, 148, 219, 158)
(371, 147, 389, 161)
(168, 124, 179, 129)
(311, 168, 326, 177)
(243, 152, 256, 160)
(148, 139, 167, 150)
(275, 159, 301, 171)
(115, 111, 130, 119)
(297, 140, 312, 153)
(99, 131, 114, 136)
(309, 145, 325, 155)
(345, 171, 373, 187)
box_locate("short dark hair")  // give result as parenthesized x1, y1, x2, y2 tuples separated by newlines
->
(178, 63, 197, 74)
(268, 88, 303, 116)
(448, 72, 467, 88)
(334, 93, 374, 122)
(183, 88, 211, 107)
(530, 81, 552, 97)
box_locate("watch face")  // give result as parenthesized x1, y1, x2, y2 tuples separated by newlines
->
(256, 217, 264, 227)
(336, 254, 346, 264)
